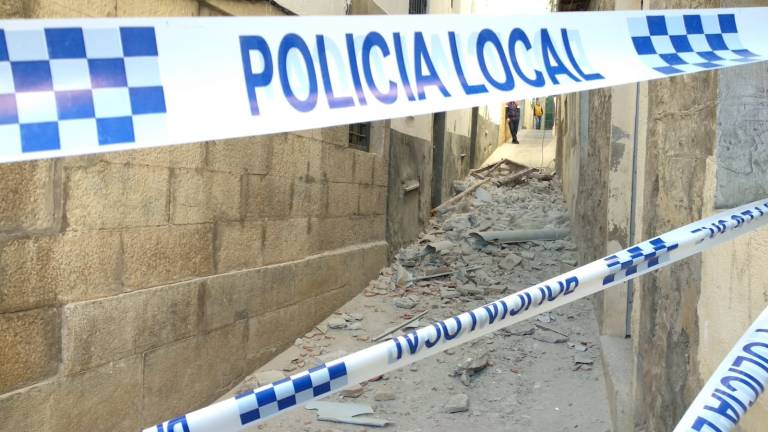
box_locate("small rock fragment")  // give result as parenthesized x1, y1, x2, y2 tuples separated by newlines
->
(445, 394, 470, 413)
(394, 296, 418, 309)
(440, 288, 461, 299)
(499, 253, 523, 270)
(533, 330, 568, 344)
(350, 313, 364, 321)
(327, 318, 348, 330)
(374, 392, 396, 401)
(574, 354, 594, 365)
(339, 384, 365, 398)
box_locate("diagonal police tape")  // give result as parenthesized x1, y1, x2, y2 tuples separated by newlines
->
(145, 199, 768, 432)
(0, 8, 767, 164)
(674, 305, 768, 432)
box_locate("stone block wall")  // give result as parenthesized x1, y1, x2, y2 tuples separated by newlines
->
(0, 2, 389, 430)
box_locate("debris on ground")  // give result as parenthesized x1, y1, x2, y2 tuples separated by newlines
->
(226, 163, 612, 431)
(305, 401, 391, 427)
(445, 393, 470, 413)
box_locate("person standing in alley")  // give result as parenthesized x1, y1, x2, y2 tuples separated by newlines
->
(507, 101, 520, 144)
(533, 100, 543, 130)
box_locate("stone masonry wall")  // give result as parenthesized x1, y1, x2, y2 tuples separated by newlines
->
(0, 1, 389, 430)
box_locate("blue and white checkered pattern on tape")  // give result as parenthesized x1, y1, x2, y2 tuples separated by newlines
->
(0, 26, 166, 157)
(628, 13, 764, 76)
(235, 362, 348, 426)
(601, 237, 678, 286)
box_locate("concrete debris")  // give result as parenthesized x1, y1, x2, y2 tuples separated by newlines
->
(393, 296, 419, 309)
(457, 282, 484, 297)
(372, 310, 429, 342)
(327, 318, 347, 330)
(453, 180, 470, 194)
(349, 313, 364, 321)
(469, 228, 570, 246)
(347, 322, 363, 331)
(440, 287, 461, 299)
(532, 330, 569, 344)
(373, 391, 396, 401)
(474, 187, 492, 202)
(445, 393, 470, 413)
(507, 325, 536, 336)
(499, 253, 523, 270)
(305, 401, 391, 427)
(536, 312, 554, 323)
(574, 354, 594, 365)
(339, 384, 365, 398)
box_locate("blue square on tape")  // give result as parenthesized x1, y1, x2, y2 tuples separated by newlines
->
(705, 34, 728, 51)
(632, 37, 655, 55)
(292, 375, 313, 393)
(45, 28, 86, 59)
(695, 62, 720, 69)
(11, 61, 53, 92)
(327, 363, 347, 380)
(277, 396, 296, 411)
(684, 15, 704, 34)
(660, 53, 686, 66)
(255, 387, 277, 406)
(240, 408, 260, 424)
(647, 16, 668, 36)
(313, 382, 331, 397)
(0, 94, 18, 124)
(670, 35, 693, 53)
(21, 122, 60, 152)
(0, 30, 8, 61)
(56, 90, 94, 120)
(718, 14, 737, 34)
(97, 116, 134, 145)
(698, 51, 724, 62)
(120, 27, 158, 57)
(733, 49, 758, 58)
(88, 58, 127, 88)
(654, 66, 683, 75)
(129, 86, 165, 114)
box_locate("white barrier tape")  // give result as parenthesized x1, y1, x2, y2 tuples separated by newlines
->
(145, 199, 768, 431)
(675, 306, 768, 432)
(1, 8, 767, 164)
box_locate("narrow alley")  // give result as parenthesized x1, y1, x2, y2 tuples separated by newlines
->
(226, 148, 612, 431)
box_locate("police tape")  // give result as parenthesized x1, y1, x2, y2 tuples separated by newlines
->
(145, 199, 768, 431)
(1, 8, 768, 164)
(674, 306, 768, 432)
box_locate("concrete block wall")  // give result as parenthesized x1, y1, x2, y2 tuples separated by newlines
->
(0, 1, 389, 430)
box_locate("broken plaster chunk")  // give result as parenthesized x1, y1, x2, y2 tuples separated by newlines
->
(532, 330, 568, 344)
(393, 296, 418, 309)
(327, 318, 348, 330)
(339, 384, 365, 398)
(373, 391, 396, 401)
(440, 288, 461, 299)
(445, 393, 470, 413)
(499, 253, 523, 270)
(574, 353, 594, 365)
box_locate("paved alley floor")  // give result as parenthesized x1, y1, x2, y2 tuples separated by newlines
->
(486, 128, 556, 170)
(226, 164, 612, 432)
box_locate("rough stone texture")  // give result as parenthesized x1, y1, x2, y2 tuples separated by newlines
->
(142, 323, 246, 426)
(135, 282, 201, 353)
(62, 293, 141, 374)
(216, 221, 263, 273)
(26, 0, 117, 17)
(263, 218, 309, 264)
(0, 237, 56, 313)
(116, 0, 199, 16)
(0, 382, 54, 432)
(0, 161, 55, 233)
(247, 304, 303, 365)
(353, 151, 374, 184)
(632, 61, 717, 432)
(323, 145, 355, 183)
(715, 61, 768, 207)
(0, 308, 59, 393)
(203, 269, 270, 332)
(310, 216, 385, 253)
(95, 143, 206, 169)
(208, 136, 271, 175)
(122, 224, 213, 289)
(65, 163, 169, 229)
(270, 134, 311, 179)
(0, 0, 24, 18)
(52, 230, 122, 303)
(52, 357, 142, 432)
(328, 182, 359, 217)
(171, 169, 240, 224)
(386, 130, 432, 251)
(246, 175, 292, 219)
(290, 179, 326, 217)
(294, 253, 347, 301)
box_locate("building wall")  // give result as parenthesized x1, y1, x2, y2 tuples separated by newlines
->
(556, 0, 768, 430)
(0, 1, 390, 430)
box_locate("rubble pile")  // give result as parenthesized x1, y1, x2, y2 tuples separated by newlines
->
(229, 167, 611, 431)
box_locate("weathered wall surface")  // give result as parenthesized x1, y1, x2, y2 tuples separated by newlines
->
(0, 1, 389, 430)
(555, 0, 768, 430)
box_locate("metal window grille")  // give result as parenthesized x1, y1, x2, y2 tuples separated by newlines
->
(348, 123, 371, 152)
(409, 0, 428, 14)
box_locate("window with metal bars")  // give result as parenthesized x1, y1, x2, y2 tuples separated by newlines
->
(348, 123, 370, 152)
(409, 0, 428, 14)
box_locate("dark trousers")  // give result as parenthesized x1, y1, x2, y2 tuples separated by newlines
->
(507, 119, 519, 142)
